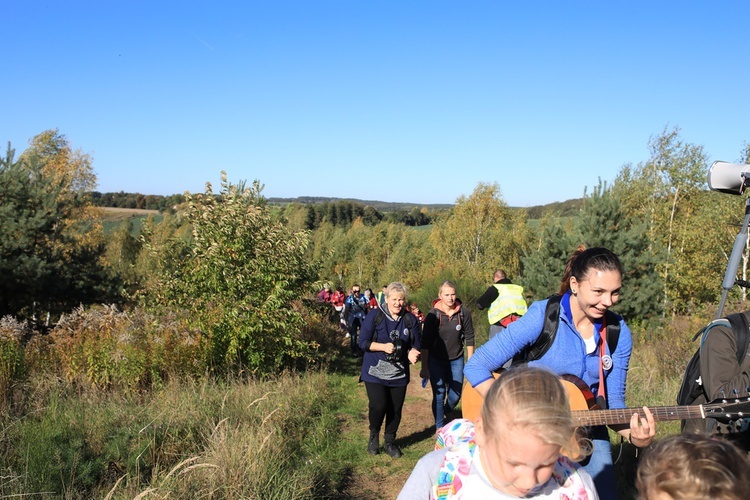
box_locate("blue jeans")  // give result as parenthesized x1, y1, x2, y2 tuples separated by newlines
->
(428, 356, 464, 429)
(579, 428, 618, 500)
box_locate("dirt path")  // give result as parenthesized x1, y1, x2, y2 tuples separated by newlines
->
(341, 367, 448, 499)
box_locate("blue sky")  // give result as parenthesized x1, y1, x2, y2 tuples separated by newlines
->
(4, 1, 750, 206)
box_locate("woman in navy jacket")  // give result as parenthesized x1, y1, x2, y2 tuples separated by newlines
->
(359, 282, 421, 458)
(464, 247, 655, 499)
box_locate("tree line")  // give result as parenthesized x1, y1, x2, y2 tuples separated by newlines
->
(90, 191, 186, 212)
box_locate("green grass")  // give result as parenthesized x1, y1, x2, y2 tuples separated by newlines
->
(0, 365, 362, 499)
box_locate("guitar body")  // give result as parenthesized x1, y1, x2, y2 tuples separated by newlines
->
(460, 378, 488, 422)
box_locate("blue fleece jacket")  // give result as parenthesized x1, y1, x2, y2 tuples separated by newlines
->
(464, 292, 632, 409)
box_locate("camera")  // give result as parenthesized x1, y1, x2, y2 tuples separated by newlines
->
(708, 161, 750, 195)
(386, 330, 403, 363)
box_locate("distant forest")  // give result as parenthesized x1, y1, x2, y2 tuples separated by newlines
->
(89, 191, 584, 223)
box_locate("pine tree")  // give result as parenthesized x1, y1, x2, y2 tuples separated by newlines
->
(578, 181, 664, 321)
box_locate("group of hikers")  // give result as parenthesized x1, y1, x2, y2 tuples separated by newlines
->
(318, 245, 750, 499)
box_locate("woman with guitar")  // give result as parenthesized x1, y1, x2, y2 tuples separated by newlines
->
(464, 246, 655, 500)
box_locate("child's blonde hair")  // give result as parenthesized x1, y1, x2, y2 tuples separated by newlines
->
(481, 365, 590, 461)
(636, 433, 750, 499)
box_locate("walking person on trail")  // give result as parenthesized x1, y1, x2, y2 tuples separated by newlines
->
(358, 282, 421, 458)
(475, 269, 528, 339)
(344, 285, 369, 356)
(420, 280, 475, 430)
(464, 246, 655, 500)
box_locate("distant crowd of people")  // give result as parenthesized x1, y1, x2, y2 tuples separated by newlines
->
(314, 245, 750, 499)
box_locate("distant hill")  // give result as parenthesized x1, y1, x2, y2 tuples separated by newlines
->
(91, 191, 584, 220)
(522, 198, 584, 219)
(266, 195, 584, 218)
(266, 196, 453, 213)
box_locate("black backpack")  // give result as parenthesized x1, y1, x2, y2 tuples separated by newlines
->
(677, 313, 750, 431)
(514, 294, 621, 363)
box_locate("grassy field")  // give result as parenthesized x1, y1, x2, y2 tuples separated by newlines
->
(99, 207, 163, 235)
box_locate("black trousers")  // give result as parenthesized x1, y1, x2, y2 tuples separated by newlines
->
(364, 382, 407, 438)
(348, 317, 362, 353)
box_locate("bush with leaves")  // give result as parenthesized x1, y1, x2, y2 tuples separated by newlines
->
(48, 305, 204, 390)
(142, 174, 319, 373)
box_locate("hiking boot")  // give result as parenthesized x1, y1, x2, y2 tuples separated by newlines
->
(384, 434, 402, 458)
(367, 431, 379, 455)
(384, 442, 402, 458)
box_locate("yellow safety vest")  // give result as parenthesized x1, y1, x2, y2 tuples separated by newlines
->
(487, 284, 527, 325)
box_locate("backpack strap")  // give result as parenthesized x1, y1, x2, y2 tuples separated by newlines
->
(373, 310, 385, 329)
(603, 310, 621, 355)
(516, 294, 563, 362)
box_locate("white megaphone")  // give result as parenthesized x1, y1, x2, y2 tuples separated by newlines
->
(708, 161, 750, 195)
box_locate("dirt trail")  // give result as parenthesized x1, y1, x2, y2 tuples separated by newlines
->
(342, 367, 445, 499)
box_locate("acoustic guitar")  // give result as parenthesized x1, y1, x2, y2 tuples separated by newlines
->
(461, 373, 750, 427)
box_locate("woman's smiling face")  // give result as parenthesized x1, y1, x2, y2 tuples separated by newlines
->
(571, 268, 621, 320)
(387, 292, 405, 316)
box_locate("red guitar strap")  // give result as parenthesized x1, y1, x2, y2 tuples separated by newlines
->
(597, 320, 608, 408)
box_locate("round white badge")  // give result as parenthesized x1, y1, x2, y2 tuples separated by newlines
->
(456, 324, 462, 331)
(602, 355, 613, 371)
(403, 328, 409, 336)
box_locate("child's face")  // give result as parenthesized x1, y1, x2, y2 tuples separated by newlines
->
(476, 420, 561, 497)
(643, 487, 673, 500)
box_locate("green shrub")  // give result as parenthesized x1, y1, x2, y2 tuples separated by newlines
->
(141, 174, 320, 374)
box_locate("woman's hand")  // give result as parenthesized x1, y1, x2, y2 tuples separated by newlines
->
(408, 348, 420, 365)
(627, 406, 656, 448)
(380, 342, 395, 355)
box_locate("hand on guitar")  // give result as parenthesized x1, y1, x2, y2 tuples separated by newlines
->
(624, 406, 655, 448)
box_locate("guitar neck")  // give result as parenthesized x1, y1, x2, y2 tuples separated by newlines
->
(573, 405, 704, 427)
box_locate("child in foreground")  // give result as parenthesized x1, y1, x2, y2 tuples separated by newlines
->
(397, 365, 598, 499)
(636, 433, 750, 500)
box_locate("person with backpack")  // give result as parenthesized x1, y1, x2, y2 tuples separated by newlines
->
(344, 285, 369, 356)
(464, 246, 655, 500)
(475, 269, 528, 339)
(420, 280, 475, 431)
(358, 282, 421, 458)
(331, 286, 346, 331)
(680, 311, 750, 450)
(397, 365, 598, 499)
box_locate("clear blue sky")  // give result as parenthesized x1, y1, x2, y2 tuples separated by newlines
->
(4, 1, 750, 206)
